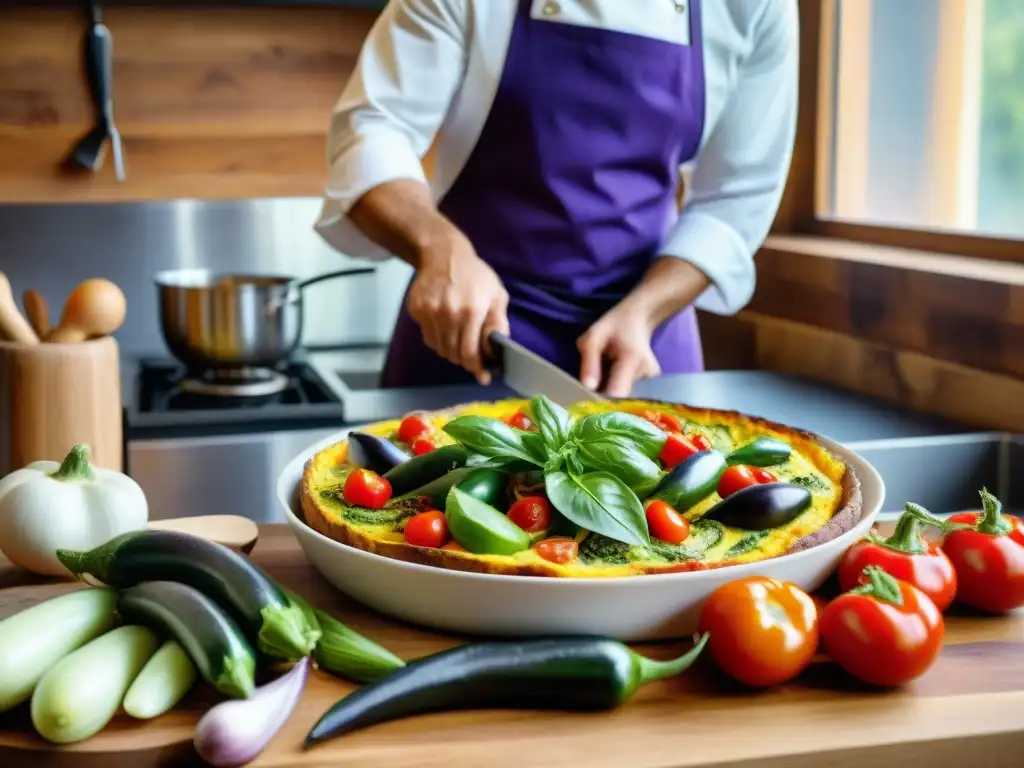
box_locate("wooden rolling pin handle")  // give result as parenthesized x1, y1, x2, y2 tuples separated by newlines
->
(0, 274, 39, 345)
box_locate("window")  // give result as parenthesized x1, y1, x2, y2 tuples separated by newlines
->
(820, 0, 1024, 241)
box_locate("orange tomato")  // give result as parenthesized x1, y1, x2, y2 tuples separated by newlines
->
(698, 576, 819, 687)
(645, 500, 690, 545)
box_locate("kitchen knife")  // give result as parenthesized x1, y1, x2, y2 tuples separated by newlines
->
(488, 332, 606, 407)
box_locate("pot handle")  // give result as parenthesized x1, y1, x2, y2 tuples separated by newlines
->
(294, 267, 376, 293)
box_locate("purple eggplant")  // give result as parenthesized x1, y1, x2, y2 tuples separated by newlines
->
(703, 483, 812, 530)
(347, 432, 410, 474)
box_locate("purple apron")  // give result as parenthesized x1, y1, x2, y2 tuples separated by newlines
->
(382, 0, 706, 388)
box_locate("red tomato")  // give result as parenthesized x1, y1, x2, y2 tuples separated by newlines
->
(533, 537, 578, 564)
(658, 434, 700, 468)
(398, 413, 432, 445)
(750, 467, 777, 484)
(717, 465, 762, 498)
(943, 494, 1024, 613)
(838, 512, 957, 612)
(410, 437, 436, 456)
(403, 510, 449, 548)
(505, 411, 535, 431)
(698, 576, 819, 687)
(645, 500, 690, 545)
(637, 409, 681, 433)
(820, 566, 944, 687)
(687, 433, 712, 452)
(507, 496, 553, 533)
(343, 469, 392, 509)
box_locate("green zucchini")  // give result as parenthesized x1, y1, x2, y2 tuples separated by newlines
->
(56, 530, 319, 661)
(402, 467, 507, 509)
(724, 531, 771, 558)
(726, 437, 792, 467)
(122, 640, 197, 719)
(383, 445, 470, 495)
(649, 450, 726, 510)
(117, 581, 257, 699)
(445, 487, 530, 555)
(649, 519, 725, 562)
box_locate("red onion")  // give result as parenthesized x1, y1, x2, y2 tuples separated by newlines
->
(194, 657, 310, 767)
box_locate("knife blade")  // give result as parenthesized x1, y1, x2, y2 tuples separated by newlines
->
(488, 333, 606, 407)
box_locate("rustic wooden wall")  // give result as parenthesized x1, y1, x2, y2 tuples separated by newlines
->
(0, 5, 379, 202)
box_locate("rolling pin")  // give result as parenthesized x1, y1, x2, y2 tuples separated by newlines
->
(48, 278, 127, 343)
(0, 272, 39, 345)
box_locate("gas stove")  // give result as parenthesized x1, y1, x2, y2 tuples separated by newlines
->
(123, 355, 351, 439)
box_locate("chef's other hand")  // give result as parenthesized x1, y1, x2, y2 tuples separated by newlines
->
(408, 232, 510, 385)
(578, 306, 661, 397)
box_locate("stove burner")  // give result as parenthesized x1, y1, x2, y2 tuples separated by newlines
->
(179, 367, 291, 398)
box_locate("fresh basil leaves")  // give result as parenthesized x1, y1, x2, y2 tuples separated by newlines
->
(545, 470, 650, 547)
(439, 396, 666, 547)
(575, 412, 667, 458)
(442, 415, 547, 467)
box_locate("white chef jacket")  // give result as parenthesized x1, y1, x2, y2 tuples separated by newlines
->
(314, 0, 799, 316)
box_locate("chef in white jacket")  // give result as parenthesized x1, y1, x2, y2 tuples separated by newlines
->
(315, 0, 798, 395)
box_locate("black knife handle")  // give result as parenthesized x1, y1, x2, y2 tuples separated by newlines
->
(84, 9, 115, 127)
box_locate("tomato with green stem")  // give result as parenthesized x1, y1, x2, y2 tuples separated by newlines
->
(343, 469, 392, 509)
(942, 489, 1024, 614)
(697, 576, 819, 687)
(838, 502, 958, 611)
(820, 566, 943, 687)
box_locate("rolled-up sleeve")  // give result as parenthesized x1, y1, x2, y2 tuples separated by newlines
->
(314, 0, 468, 260)
(661, 0, 798, 315)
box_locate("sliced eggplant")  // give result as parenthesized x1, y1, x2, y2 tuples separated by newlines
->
(649, 450, 726, 510)
(347, 432, 409, 474)
(703, 483, 812, 530)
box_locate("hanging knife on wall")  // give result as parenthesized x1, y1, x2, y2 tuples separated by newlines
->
(66, 0, 125, 181)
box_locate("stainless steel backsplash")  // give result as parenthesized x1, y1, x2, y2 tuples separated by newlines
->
(0, 198, 412, 356)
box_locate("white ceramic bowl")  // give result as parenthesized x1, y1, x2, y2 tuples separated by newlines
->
(277, 429, 884, 642)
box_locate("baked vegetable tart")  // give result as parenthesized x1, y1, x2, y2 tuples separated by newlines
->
(300, 397, 863, 578)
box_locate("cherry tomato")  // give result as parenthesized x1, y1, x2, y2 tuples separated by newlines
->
(403, 510, 449, 548)
(698, 576, 819, 687)
(687, 433, 712, 452)
(838, 511, 957, 612)
(658, 433, 700, 468)
(398, 413, 432, 445)
(717, 465, 762, 498)
(943, 493, 1024, 613)
(410, 437, 436, 456)
(645, 500, 690, 545)
(820, 566, 943, 687)
(750, 467, 777, 484)
(343, 468, 392, 509)
(505, 411, 535, 431)
(533, 537, 578, 564)
(637, 409, 681, 433)
(507, 496, 553, 532)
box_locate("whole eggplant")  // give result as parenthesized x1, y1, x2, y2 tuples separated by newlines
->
(649, 450, 726, 511)
(346, 432, 410, 474)
(703, 483, 812, 530)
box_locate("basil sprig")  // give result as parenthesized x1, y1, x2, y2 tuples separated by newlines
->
(441, 396, 669, 546)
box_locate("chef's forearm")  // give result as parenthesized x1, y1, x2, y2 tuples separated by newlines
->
(348, 180, 463, 269)
(620, 257, 712, 330)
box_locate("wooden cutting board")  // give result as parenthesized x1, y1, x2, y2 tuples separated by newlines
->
(2, 525, 1024, 768)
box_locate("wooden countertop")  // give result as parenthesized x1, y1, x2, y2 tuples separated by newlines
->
(2, 524, 1024, 767)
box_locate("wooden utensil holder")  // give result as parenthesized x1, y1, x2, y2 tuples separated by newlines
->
(0, 337, 123, 476)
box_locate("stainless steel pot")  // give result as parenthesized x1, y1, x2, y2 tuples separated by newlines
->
(154, 268, 375, 370)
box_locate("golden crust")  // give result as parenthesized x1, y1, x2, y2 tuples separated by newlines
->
(299, 399, 865, 578)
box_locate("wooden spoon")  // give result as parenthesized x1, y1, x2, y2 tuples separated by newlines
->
(0, 272, 39, 345)
(48, 278, 126, 343)
(147, 515, 260, 554)
(21, 289, 51, 339)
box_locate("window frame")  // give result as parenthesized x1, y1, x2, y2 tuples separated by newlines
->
(783, 0, 1024, 265)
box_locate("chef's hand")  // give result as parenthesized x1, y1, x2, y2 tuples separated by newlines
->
(578, 304, 661, 398)
(408, 232, 510, 385)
